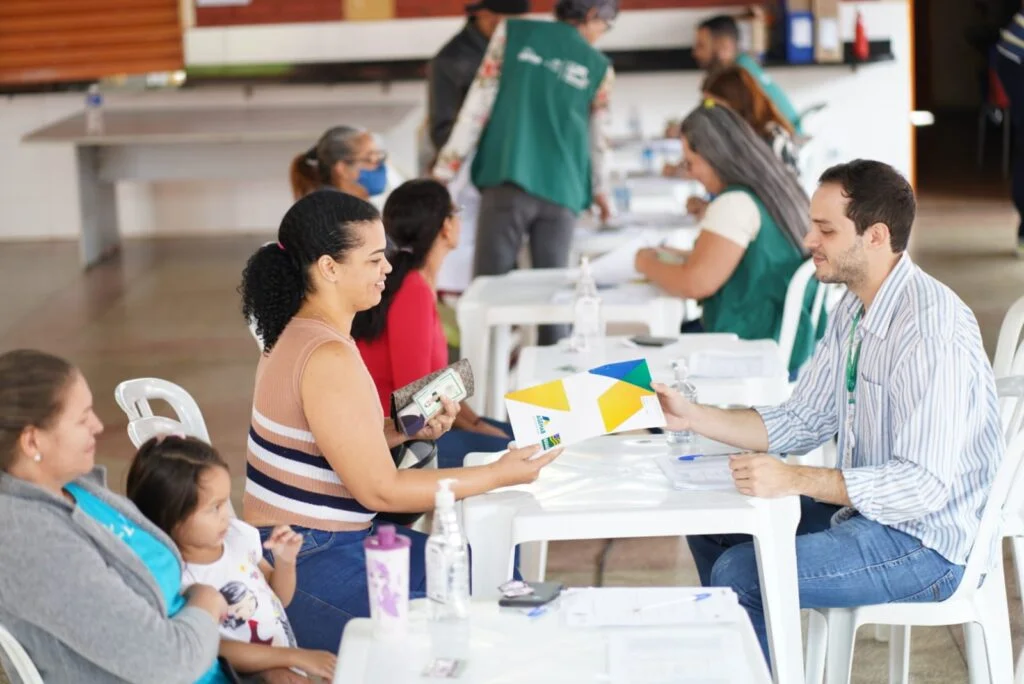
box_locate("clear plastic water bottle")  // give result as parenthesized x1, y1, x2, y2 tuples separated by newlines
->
(85, 84, 104, 135)
(568, 256, 606, 354)
(628, 106, 643, 140)
(666, 359, 698, 446)
(425, 479, 469, 622)
(641, 143, 656, 175)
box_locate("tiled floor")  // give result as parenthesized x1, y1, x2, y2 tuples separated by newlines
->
(2, 148, 1023, 680)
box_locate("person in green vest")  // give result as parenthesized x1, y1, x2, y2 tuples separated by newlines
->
(634, 99, 823, 377)
(692, 15, 802, 135)
(432, 0, 618, 344)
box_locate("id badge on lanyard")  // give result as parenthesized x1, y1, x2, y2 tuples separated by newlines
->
(843, 309, 864, 469)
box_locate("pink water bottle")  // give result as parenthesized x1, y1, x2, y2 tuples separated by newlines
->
(364, 524, 411, 637)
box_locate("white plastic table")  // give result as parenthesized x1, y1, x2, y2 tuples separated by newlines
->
(22, 103, 418, 268)
(515, 335, 791, 409)
(334, 595, 772, 684)
(460, 433, 803, 684)
(456, 270, 687, 415)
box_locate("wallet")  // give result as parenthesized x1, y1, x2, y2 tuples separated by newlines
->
(390, 359, 475, 436)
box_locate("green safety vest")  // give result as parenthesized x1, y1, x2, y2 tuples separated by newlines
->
(471, 19, 610, 213)
(699, 187, 824, 374)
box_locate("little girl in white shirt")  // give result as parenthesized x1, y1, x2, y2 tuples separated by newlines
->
(127, 435, 336, 681)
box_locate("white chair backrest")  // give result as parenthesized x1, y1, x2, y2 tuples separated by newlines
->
(998, 376, 1024, 443)
(777, 259, 817, 372)
(125, 414, 238, 517)
(778, 259, 840, 374)
(114, 378, 211, 444)
(994, 295, 1024, 378)
(127, 416, 193, 449)
(0, 623, 43, 684)
(248, 317, 265, 352)
(953, 380, 1024, 598)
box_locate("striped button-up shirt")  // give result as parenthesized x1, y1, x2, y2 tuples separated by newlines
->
(756, 254, 1003, 565)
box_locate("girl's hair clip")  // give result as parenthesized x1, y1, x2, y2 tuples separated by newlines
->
(703, 97, 717, 109)
(398, 246, 415, 254)
(277, 241, 285, 251)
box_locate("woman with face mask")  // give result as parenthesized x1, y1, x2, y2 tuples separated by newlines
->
(289, 126, 391, 202)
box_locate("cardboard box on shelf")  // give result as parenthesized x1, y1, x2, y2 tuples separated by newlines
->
(813, 0, 843, 62)
(737, 6, 769, 59)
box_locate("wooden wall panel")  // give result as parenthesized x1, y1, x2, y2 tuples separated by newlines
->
(195, 0, 752, 27)
(0, 0, 183, 86)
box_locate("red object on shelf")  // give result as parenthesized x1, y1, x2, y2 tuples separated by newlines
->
(854, 10, 870, 61)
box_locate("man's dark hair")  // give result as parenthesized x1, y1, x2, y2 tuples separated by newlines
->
(818, 159, 916, 253)
(698, 15, 739, 42)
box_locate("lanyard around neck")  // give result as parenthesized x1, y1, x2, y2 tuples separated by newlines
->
(846, 309, 864, 402)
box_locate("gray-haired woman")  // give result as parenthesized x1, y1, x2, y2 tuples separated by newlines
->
(635, 99, 821, 375)
(289, 125, 390, 201)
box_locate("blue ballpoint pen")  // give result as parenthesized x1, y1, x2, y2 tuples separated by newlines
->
(677, 454, 703, 461)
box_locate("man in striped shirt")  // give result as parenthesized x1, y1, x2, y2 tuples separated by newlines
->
(995, 2, 1024, 254)
(655, 159, 1004, 666)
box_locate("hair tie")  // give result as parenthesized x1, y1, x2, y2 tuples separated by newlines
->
(277, 241, 285, 251)
(703, 97, 717, 109)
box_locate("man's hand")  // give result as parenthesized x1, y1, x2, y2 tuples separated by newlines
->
(651, 382, 699, 433)
(729, 454, 797, 498)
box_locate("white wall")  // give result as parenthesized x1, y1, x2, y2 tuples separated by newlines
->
(0, 1, 912, 241)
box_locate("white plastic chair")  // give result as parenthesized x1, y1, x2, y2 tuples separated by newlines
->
(777, 259, 844, 379)
(803, 380, 1024, 684)
(114, 378, 211, 444)
(126, 415, 192, 450)
(0, 623, 43, 684)
(993, 295, 1024, 378)
(248, 317, 264, 352)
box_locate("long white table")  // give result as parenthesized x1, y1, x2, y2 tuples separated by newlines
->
(335, 595, 772, 683)
(460, 433, 803, 684)
(456, 269, 688, 416)
(21, 103, 419, 268)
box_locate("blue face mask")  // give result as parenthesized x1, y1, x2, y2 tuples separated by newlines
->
(358, 164, 388, 197)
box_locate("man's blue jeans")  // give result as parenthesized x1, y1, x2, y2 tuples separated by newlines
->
(688, 497, 965, 668)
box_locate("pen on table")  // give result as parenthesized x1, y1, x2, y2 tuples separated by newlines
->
(635, 592, 713, 612)
(677, 454, 703, 461)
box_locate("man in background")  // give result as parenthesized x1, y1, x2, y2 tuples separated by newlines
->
(692, 14, 802, 134)
(428, 0, 530, 154)
(994, 1, 1024, 254)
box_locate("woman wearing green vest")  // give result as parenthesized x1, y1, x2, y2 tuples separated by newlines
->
(635, 99, 821, 376)
(432, 0, 618, 344)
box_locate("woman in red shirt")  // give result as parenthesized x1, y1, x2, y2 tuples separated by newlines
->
(352, 179, 512, 467)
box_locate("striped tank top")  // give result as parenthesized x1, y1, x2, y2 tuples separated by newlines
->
(243, 317, 380, 531)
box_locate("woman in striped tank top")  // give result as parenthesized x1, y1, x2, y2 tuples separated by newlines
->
(239, 189, 562, 652)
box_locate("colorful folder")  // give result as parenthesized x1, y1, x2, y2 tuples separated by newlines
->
(505, 358, 667, 450)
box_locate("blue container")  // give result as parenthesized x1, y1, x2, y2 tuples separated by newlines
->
(784, 11, 815, 64)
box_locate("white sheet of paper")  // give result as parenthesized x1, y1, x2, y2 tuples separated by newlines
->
(586, 235, 659, 286)
(656, 454, 736, 491)
(685, 350, 775, 379)
(562, 587, 739, 628)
